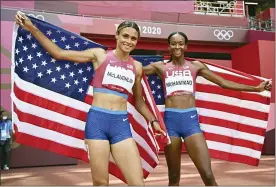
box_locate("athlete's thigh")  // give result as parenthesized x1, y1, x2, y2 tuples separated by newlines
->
(110, 138, 144, 185)
(184, 133, 212, 174)
(85, 139, 110, 185)
(164, 136, 183, 175)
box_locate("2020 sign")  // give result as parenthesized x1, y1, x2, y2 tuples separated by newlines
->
(115, 24, 162, 36)
(140, 26, 162, 35)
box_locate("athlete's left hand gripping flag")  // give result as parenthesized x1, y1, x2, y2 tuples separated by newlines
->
(11, 16, 169, 182)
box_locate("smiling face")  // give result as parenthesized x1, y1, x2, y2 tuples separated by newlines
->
(115, 27, 139, 54)
(168, 33, 187, 59)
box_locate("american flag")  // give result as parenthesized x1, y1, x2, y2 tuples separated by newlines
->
(136, 56, 271, 166)
(11, 16, 169, 182)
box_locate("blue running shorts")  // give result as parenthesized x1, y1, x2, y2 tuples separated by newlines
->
(164, 107, 202, 139)
(85, 106, 132, 144)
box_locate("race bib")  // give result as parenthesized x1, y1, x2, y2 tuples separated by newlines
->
(102, 64, 135, 93)
(165, 75, 194, 96)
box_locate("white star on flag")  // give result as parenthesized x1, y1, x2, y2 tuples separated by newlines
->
(74, 80, 79, 85)
(41, 61, 47, 66)
(65, 82, 71, 88)
(56, 66, 61, 72)
(18, 36, 23, 42)
(47, 30, 52, 36)
(46, 69, 52, 75)
(78, 88, 84, 93)
(27, 55, 33, 61)
(61, 36, 66, 42)
(27, 34, 32, 40)
(69, 72, 75, 77)
(37, 72, 43, 78)
(32, 63, 38, 69)
(31, 43, 37, 49)
(37, 52, 42, 58)
(60, 74, 66, 80)
(23, 66, 29, 72)
(23, 46, 28, 51)
(82, 77, 88, 82)
(51, 77, 57, 83)
(15, 48, 20, 55)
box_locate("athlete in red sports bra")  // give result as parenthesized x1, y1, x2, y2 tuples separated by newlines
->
(15, 11, 165, 186)
(144, 32, 272, 186)
(93, 50, 137, 97)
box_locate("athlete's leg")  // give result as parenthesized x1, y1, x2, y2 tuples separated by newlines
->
(84, 107, 112, 185)
(163, 109, 183, 186)
(85, 139, 110, 186)
(164, 136, 183, 186)
(111, 138, 144, 186)
(184, 133, 217, 186)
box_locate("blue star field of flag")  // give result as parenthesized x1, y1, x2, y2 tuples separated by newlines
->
(14, 16, 165, 104)
(132, 56, 165, 105)
(14, 16, 107, 101)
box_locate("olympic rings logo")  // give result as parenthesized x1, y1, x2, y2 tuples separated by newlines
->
(27, 14, 45, 21)
(213, 29, 234, 40)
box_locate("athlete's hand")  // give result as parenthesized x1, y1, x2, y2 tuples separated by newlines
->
(152, 121, 166, 136)
(15, 11, 35, 32)
(255, 80, 272, 92)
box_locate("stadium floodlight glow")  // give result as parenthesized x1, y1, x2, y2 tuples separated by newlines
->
(244, 2, 258, 5)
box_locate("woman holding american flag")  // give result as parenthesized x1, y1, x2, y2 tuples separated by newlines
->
(143, 31, 272, 186)
(15, 11, 166, 186)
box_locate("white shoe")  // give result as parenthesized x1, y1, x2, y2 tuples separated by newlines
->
(3, 165, 9, 170)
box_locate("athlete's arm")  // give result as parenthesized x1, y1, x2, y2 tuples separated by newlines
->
(196, 61, 272, 92)
(133, 61, 165, 135)
(15, 11, 105, 63)
(143, 61, 164, 77)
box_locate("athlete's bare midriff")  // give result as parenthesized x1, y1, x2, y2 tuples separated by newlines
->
(165, 94, 196, 109)
(92, 92, 128, 111)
